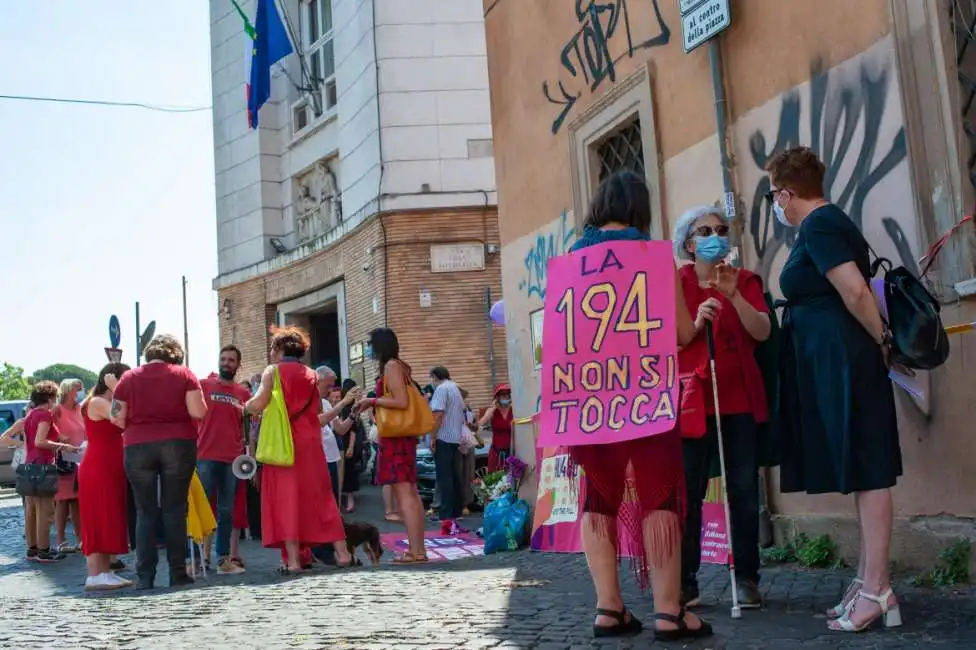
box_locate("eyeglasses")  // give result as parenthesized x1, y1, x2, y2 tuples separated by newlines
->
(693, 224, 730, 237)
(764, 187, 788, 203)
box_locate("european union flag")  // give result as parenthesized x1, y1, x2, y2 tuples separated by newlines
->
(247, 0, 294, 129)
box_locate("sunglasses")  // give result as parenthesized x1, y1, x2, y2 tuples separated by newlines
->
(764, 187, 789, 203)
(693, 224, 730, 237)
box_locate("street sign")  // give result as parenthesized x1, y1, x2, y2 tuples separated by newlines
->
(139, 320, 156, 354)
(680, 0, 731, 53)
(108, 315, 121, 348)
(105, 348, 123, 363)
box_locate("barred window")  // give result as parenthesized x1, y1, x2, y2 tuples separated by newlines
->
(596, 120, 645, 181)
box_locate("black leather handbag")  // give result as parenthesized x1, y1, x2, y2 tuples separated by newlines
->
(14, 462, 59, 498)
(871, 257, 950, 370)
(55, 450, 79, 476)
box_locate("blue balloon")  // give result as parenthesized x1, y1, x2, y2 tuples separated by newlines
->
(489, 300, 505, 326)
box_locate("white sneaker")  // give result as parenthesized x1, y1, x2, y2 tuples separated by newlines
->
(84, 572, 128, 592)
(108, 572, 133, 588)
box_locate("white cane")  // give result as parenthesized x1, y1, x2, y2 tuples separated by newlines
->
(705, 321, 742, 619)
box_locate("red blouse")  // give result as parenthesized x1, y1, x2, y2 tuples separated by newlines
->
(677, 264, 769, 437)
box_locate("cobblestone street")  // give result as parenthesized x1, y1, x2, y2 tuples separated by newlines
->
(1, 488, 973, 649)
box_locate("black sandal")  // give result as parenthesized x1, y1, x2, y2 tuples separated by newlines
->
(653, 607, 713, 642)
(593, 608, 643, 638)
(275, 566, 303, 576)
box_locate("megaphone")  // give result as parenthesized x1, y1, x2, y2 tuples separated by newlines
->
(232, 454, 257, 480)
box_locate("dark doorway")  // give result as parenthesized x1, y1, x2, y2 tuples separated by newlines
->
(309, 307, 341, 381)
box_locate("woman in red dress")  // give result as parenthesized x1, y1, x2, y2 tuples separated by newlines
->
(78, 363, 133, 591)
(244, 326, 350, 574)
(479, 384, 513, 473)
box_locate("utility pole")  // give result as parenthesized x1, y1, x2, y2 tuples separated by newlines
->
(135, 302, 142, 367)
(182, 276, 190, 368)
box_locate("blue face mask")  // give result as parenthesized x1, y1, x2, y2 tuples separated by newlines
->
(365, 344, 375, 360)
(694, 234, 730, 263)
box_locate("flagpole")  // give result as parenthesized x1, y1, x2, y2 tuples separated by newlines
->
(273, 0, 314, 105)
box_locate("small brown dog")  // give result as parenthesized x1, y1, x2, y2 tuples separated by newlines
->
(343, 519, 383, 566)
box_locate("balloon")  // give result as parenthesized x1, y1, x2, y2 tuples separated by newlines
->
(489, 300, 505, 326)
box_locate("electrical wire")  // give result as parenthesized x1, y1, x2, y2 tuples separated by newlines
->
(0, 94, 211, 113)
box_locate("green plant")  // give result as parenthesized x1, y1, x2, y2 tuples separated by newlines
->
(912, 540, 972, 587)
(796, 534, 839, 569)
(761, 533, 841, 569)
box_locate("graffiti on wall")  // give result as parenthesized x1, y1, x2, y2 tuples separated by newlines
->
(742, 47, 931, 416)
(745, 56, 913, 284)
(542, 0, 670, 134)
(518, 211, 577, 300)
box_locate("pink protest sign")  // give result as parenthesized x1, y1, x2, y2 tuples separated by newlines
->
(538, 240, 678, 447)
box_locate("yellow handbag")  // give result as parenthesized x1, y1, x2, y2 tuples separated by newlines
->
(375, 363, 434, 439)
(255, 366, 296, 467)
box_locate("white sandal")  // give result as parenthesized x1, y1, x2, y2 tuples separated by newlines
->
(826, 577, 863, 619)
(829, 588, 902, 632)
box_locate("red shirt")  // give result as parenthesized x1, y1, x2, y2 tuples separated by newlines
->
(196, 374, 251, 462)
(114, 363, 202, 447)
(678, 265, 770, 425)
(24, 409, 59, 464)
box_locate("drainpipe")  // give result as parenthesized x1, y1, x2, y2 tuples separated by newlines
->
(707, 39, 742, 263)
(708, 37, 774, 545)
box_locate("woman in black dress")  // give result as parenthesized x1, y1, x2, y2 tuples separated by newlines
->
(768, 147, 903, 634)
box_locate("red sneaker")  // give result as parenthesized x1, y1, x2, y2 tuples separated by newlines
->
(439, 520, 452, 535)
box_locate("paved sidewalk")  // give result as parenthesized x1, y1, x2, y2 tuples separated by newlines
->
(0, 488, 973, 649)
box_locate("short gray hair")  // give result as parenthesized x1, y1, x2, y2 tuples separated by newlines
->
(672, 205, 728, 260)
(315, 366, 336, 381)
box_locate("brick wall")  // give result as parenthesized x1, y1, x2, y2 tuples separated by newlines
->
(216, 208, 508, 409)
(384, 207, 508, 409)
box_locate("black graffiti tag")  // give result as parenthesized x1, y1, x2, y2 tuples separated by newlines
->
(747, 57, 913, 282)
(542, 0, 670, 134)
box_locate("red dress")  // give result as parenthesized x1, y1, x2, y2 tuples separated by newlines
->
(78, 408, 129, 555)
(487, 407, 513, 472)
(374, 373, 419, 485)
(261, 361, 344, 553)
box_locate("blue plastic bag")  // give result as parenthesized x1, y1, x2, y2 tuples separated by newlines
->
(483, 493, 531, 554)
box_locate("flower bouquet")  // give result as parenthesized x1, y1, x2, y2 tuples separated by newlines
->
(472, 455, 530, 507)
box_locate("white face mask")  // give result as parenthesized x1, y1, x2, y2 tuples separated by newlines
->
(773, 200, 791, 227)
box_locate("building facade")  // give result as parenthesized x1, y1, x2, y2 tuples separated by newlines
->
(208, 0, 507, 404)
(487, 0, 976, 567)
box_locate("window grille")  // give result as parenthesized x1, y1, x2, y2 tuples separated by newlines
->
(596, 120, 645, 181)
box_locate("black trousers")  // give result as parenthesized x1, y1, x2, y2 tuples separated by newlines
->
(124, 439, 196, 584)
(434, 442, 463, 521)
(681, 414, 761, 586)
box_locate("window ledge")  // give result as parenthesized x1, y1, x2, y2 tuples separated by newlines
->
(289, 108, 338, 149)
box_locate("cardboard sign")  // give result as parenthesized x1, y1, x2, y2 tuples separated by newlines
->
(539, 240, 678, 447)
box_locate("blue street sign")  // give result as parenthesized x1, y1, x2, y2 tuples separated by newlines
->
(109, 315, 121, 348)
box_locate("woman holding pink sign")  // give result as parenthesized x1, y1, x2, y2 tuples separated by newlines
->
(672, 205, 771, 612)
(567, 171, 712, 643)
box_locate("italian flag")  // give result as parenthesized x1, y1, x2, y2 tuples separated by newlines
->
(230, 0, 257, 127)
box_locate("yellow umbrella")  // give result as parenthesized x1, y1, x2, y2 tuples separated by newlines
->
(186, 470, 216, 544)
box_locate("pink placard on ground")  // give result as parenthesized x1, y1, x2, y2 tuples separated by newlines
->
(530, 447, 729, 566)
(380, 531, 484, 563)
(539, 240, 678, 447)
(700, 502, 729, 565)
(529, 445, 640, 556)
